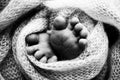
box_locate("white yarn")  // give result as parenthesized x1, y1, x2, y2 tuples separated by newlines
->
(0, 0, 120, 80)
(45, 0, 120, 30)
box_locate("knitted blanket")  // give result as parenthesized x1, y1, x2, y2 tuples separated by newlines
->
(0, 0, 120, 80)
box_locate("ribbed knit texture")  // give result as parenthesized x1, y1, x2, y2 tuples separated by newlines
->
(0, 0, 120, 80)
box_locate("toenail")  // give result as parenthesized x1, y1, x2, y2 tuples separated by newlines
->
(70, 17, 79, 27)
(26, 34, 39, 46)
(53, 16, 67, 30)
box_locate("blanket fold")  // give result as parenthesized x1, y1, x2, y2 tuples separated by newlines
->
(0, 0, 120, 80)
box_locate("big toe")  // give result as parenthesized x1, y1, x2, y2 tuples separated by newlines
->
(26, 33, 39, 46)
(53, 16, 67, 30)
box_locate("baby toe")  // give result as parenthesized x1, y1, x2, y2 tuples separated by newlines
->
(39, 56, 47, 63)
(79, 26, 89, 38)
(78, 39, 88, 48)
(53, 16, 67, 30)
(26, 33, 39, 46)
(26, 45, 39, 55)
(34, 50, 45, 60)
(69, 17, 79, 30)
(34, 48, 55, 63)
(74, 23, 84, 36)
(47, 56, 57, 63)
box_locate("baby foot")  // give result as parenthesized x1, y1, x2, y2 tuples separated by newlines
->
(26, 33, 57, 63)
(49, 16, 89, 60)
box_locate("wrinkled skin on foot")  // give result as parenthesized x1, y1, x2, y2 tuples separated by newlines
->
(49, 29, 81, 60)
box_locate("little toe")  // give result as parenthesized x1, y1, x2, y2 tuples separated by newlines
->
(26, 33, 39, 46)
(69, 17, 79, 30)
(78, 39, 88, 48)
(39, 56, 47, 63)
(26, 45, 39, 55)
(80, 26, 89, 38)
(47, 56, 57, 63)
(53, 16, 67, 30)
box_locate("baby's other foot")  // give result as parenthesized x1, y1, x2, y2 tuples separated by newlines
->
(26, 33, 57, 63)
(49, 16, 89, 60)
